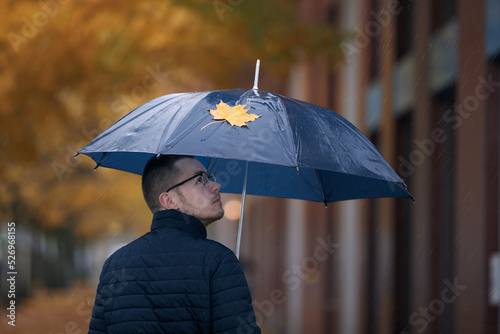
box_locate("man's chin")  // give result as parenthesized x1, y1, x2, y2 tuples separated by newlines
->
(201, 210, 224, 227)
(212, 210, 225, 223)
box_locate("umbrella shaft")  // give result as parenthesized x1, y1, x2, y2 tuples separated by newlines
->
(236, 161, 249, 259)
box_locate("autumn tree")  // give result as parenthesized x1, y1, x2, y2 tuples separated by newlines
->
(0, 0, 342, 241)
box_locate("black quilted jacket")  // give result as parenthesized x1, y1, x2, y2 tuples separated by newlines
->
(88, 209, 260, 333)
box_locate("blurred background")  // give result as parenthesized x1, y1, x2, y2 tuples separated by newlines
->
(0, 0, 499, 333)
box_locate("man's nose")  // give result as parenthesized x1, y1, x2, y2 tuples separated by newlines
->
(210, 180, 221, 193)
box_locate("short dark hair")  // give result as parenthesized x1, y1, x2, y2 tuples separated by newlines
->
(142, 155, 193, 213)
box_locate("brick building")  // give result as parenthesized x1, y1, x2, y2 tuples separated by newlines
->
(210, 0, 500, 333)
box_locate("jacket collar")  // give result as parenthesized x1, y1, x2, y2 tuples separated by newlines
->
(151, 209, 207, 239)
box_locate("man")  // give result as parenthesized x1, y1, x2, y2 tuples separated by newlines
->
(88, 155, 260, 333)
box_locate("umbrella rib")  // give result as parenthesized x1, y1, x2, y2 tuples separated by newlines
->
(93, 152, 114, 170)
(207, 157, 213, 172)
(155, 92, 210, 154)
(270, 93, 301, 167)
(315, 169, 328, 208)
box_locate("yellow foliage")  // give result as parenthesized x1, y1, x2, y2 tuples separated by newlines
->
(0, 0, 342, 240)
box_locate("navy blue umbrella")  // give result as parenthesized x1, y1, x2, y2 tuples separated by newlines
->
(76, 61, 412, 257)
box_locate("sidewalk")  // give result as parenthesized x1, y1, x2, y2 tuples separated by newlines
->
(0, 282, 95, 334)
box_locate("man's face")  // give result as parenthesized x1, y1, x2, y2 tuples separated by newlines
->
(169, 158, 224, 226)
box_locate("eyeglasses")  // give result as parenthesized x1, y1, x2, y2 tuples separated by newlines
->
(165, 171, 216, 193)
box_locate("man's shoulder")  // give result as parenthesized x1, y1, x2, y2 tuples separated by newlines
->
(102, 231, 236, 265)
(202, 239, 236, 258)
(203, 240, 247, 273)
(100, 232, 153, 266)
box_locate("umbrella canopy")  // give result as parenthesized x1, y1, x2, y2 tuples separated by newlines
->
(77, 88, 411, 204)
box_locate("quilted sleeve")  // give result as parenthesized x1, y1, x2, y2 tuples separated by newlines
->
(88, 261, 109, 334)
(210, 251, 261, 333)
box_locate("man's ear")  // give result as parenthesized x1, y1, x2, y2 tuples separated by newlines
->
(159, 192, 179, 210)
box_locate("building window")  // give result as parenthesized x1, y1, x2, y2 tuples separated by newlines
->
(366, 132, 380, 334)
(368, 0, 381, 80)
(394, 113, 413, 333)
(396, 0, 414, 59)
(429, 87, 456, 333)
(485, 62, 500, 328)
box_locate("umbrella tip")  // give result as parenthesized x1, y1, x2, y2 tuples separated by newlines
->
(252, 59, 260, 90)
(409, 193, 416, 203)
(402, 183, 415, 203)
(74, 152, 79, 158)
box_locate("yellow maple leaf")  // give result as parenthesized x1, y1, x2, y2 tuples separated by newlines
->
(201, 100, 260, 130)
